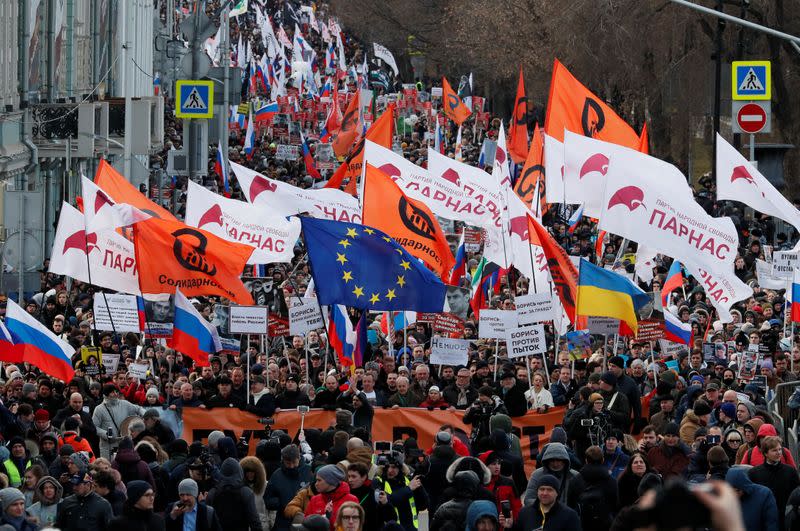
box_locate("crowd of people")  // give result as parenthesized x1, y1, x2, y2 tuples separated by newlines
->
(2, 0, 800, 530)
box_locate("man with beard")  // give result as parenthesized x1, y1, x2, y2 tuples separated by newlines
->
(91, 385, 142, 459)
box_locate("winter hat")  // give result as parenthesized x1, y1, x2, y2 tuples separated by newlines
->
(435, 431, 452, 445)
(101, 384, 118, 396)
(145, 388, 160, 400)
(316, 464, 345, 488)
(301, 515, 331, 531)
(490, 429, 510, 451)
(608, 356, 625, 369)
(589, 392, 604, 404)
(335, 410, 352, 426)
(637, 472, 663, 497)
(63, 417, 80, 432)
(600, 371, 617, 386)
(692, 401, 712, 416)
(207, 430, 225, 448)
(720, 402, 737, 420)
(22, 383, 37, 395)
(550, 427, 568, 445)
(143, 408, 160, 420)
(0, 488, 24, 512)
(537, 474, 561, 492)
(178, 478, 199, 497)
(70, 452, 90, 475)
(59, 444, 75, 457)
(663, 422, 680, 436)
(118, 437, 134, 450)
(125, 480, 151, 506)
(761, 359, 774, 371)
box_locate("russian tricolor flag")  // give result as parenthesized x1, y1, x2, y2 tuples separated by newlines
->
(254, 101, 279, 123)
(664, 310, 692, 345)
(320, 78, 332, 99)
(661, 260, 684, 307)
(214, 141, 230, 193)
(244, 111, 255, 159)
(153, 72, 161, 96)
(567, 204, 584, 234)
(328, 304, 366, 375)
(136, 296, 146, 331)
(792, 269, 800, 323)
(449, 232, 466, 285)
(301, 132, 321, 180)
(1, 300, 75, 382)
(167, 289, 220, 367)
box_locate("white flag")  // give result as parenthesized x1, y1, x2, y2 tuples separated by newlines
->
(230, 161, 361, 223)
(543, 133, 566, 204)
(184, 181, 300, 265)
(682, 260, 753, 323)
(81, 176, 149, 232)
(716, 133, 800, 232)
(506, 192, 551, 289)
(373, 42, 399, 76)
(491, 124, 512, 189)
(49, 202, 139, 294)
(599, 154, 739, 276)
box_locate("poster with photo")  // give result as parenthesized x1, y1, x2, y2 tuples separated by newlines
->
(739, 347, 760, 380)
(144, 296, 174, 338)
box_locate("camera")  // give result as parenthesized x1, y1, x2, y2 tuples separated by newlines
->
(297, 405, 310, 414)
(375, 441, 392, 453)
(581, 419, 594, 427)
(257, 417, 275, 425)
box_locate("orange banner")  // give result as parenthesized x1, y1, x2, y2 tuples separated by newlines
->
(442, 77, 471, 126)
(507, 69, 529, 164)
(133, 218, 254, 304)
(528, 214, 578, 322)
(181, 406, 564, 476)
(513, 125, 547, 216)
(332, 90, 362, 158)
(94, 160, 176, 221)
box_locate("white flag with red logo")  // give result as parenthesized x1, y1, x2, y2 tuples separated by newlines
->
(506, 192, 550, 289)
(543, 133, 566, 204)
(682, 259, 753, 323)
(230, 161, 361, 224)
(716, 133, 800, 231)
(82, 176, 150, 231)
(184, 181, 300, 265)
(426, 147, 504, 230)
(49, 202, 139, 293)
(599, 151, 739, 276)
(491, 124, 513, 190)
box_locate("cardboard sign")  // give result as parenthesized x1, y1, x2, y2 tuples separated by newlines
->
(772, 251, 800, 279)
(432, 313, 465, 337)
(429, 337, 470, 366)
(756, 259, 787, 289)
(94, 294, 142, 333)
(269, 315, 290, 337)
(128, 363, 149, 380)
(289, 299, 325, 335)
(739, 347, 760, 380)
(506, 324, 547, 358)
(636, 319, 664, 341)
(479, 310, 517, 339)
(229, 306, 269, 335)
(102, 353, 120, 373)
(463, 227, 483, 252)
(275, 144, 300, 161)
(658, 339, 688, 360)
(515, 292, 555, 325)
(586, 316, 620, 336)
(702, 342, 728, 365)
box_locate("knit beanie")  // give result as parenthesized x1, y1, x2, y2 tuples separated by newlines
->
(315, 464, 345, 488)
(125, 480, 151, 506)
(0, 488, 23, 512)
(178, 478, 199, 497)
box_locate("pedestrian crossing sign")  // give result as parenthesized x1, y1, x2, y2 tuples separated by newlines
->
(732, 61, 771, 101)
(176, 80, 214, 118)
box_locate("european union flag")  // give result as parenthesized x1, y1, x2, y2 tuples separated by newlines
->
(301, 217, 447, 312)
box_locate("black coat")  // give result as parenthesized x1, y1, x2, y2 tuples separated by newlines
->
(55, 492, 114, 531)
(496, 383, 528, 417)
(423, 445, 458, 508)
(749, 461, 800, 530)
(513, 500, 581, 531)
(165, 502, 222, 531)
(109, 507, 166, 531)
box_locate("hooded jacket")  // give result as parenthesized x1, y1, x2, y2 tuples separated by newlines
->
(736, 418, 766, 463)
(112, 444, 155, 489)
(678, 409, 705, 446)
(206, 457, 262, 531)
(264, 460, 314, 531)
(306, 480, 358, 530)
(523, 443, 579, 508)
(26, 476, 63, 527)
(432, 470, 482, 531)
(726, 466, 778, 531)
(466, 500, 499, 531)
(489, 415, 523, 459)
(741, 424, 797, 467)
(240, 456, 270, 531)
(646, 440, 691, 479)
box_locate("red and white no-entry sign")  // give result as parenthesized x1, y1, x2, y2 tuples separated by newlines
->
(736, 102, 768, 134)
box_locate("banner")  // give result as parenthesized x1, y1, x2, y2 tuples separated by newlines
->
(49, 202, 140, 295)
(683, 260, 753, 323)
(515, 293, 554, 325)
(93, 294, 142, 333)
(185, 182, 300, 265)
(289, 298, 325, 335)
(599, 155, 738, 277)
(181, 406, 563, 476)
(231, 161, 361, 223)
(373, 42, 399, 76)
(93, 159, 176, 221)
(543, 134, 565, 204)
(479, 310, 517, 339)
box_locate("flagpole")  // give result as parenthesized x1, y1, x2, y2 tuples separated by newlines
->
(792, 321, 796, 374)
(649, 340, 658, 386)
(541, 335, 551, 387)
(493, 338, 498, 382)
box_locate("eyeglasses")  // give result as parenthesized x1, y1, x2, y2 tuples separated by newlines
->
(728, 439, 742, 444)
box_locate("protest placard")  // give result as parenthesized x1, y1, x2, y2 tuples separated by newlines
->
(102, 354, 120, 373)
(658, 339, 688, 360)
(516, 293, 554, 325)
(128, 363, 149, 380)
(430, 337, 470, 366)
(506, 324, 547, 359)
(463, 227, 483, 252)
(772, 251, 800, 279)
(275, 144, 300, 161)
(289, 299, 325, 335)
(229, 306, 269, 335)
(756, 259, 787, 289)
(479, 310, 517, 339)
(94, 294, 142, 333)
(586, 316, 620, 336)
(636, 319, 664, 341)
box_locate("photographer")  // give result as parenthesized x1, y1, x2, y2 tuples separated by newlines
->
(374, 451, 429, 531)
(463, 386, 508, 453)
(566, 392, 612, 459)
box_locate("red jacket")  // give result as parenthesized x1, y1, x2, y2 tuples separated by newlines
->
(426, 437, 469, 457)
(647, 442, 691, 479)
(487, 475, 521, 518)
(305, 481, 358, 530)
(58, 432, 96, 462)
(740, 423, 797, 467)
(419, 398, 450, 409)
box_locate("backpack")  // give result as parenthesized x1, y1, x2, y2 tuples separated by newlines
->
(578, 484, 611, 529)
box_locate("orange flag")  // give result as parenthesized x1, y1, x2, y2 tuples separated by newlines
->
(507, 68, 529, 164)
(442, 77, 471, 125)
(326, 104, 395, 196)
(362, 164, 454, 280)
(332, 90, 362, 158)
(545, 59, 640, 149)
(638, 122, 649, 154)
(133, 218, 254, 304)
(528, 213, 578, 322)
(514, 124, 548, 216)
(94, 159, 176, 221)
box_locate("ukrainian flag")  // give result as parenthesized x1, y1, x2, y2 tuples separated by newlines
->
(577, 259, 649, 334)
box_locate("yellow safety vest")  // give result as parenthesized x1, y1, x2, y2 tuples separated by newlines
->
(3, 459, 30, 487)
(382, 476, 418, 529)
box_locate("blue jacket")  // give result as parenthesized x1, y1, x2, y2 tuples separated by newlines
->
(726, 466, 779, 531)
(603, 446, 630, 480)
